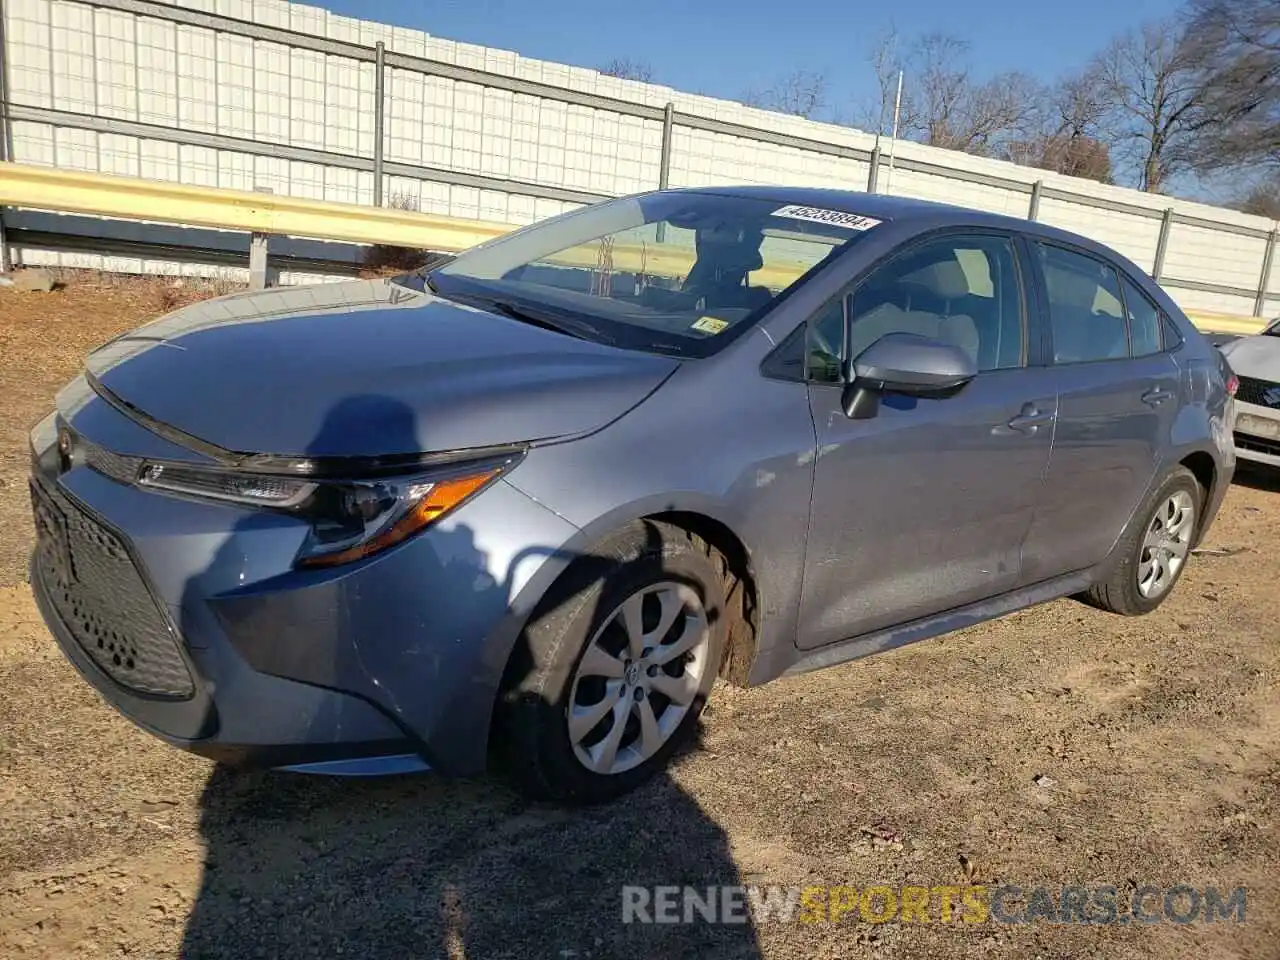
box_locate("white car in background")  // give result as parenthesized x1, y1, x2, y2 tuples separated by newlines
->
(1221, 316, 1280, 470)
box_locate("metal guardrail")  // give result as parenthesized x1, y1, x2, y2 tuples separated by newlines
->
(0, 162, 508, 249)
(0, 161, 1269, 336)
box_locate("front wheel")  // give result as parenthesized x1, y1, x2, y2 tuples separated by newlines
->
(494, 520, 729, 803)
(1082, 466, 1202, 616)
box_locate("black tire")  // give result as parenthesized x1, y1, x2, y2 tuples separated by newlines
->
(1082, 466, 1203, 616)
(494, 520, 729, 804)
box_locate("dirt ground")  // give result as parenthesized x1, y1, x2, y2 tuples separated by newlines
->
(0, 278, 1276, 960)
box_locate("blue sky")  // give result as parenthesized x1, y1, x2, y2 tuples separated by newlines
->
(322, 0, 1185, 118)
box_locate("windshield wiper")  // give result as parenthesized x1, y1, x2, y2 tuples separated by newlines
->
(484, 299, 615, 345)
(426, 274, 617, 345)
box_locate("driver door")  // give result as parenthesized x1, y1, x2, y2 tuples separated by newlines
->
(796, 231, 1056, 649)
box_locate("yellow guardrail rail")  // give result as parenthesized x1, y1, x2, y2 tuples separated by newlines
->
(0, 161, 509, 250)
(0, 161, 1269, 336)
(1180, 309, 1270, 338)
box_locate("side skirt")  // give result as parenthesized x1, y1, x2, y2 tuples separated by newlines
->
(782, 568, 1097, 678)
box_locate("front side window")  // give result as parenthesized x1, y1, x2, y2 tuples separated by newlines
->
(803, 233, 1026, 383)
(1037, 243, 1129, 363)
(429, 193, 884, 357)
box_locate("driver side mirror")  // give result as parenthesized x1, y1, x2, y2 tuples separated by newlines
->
(840, 332, 978, 420)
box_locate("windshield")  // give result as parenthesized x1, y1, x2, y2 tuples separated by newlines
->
(1266, 316, 1280, 337)
(428, 192, 884, 356)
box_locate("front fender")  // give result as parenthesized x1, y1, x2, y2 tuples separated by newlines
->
(496, 356, 819, 696)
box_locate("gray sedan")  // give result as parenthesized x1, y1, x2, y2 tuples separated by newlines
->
(28, 187, 1236, 802)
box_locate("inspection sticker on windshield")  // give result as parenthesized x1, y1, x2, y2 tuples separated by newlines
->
(691, 316, 730, 334)
(772, 205, 882, 231)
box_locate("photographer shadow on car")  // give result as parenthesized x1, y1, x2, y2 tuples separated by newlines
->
(178, 393, 762, 959)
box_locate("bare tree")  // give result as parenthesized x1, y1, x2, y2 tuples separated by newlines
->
(860, 25, 918, 137)
(858, 29, 1041, 156)
(1006, 133, 1114, 182)
(954, 68, 1043, 155)
(906, 33, 974, 148)
(1003, 68, 1113, 181)
(598, 58, 655, 83)
(1048, 68, 1110, 143)
(1185, 0, 1280, 173)
(1232, 177, 1280, 218)
(1093, 19, 1208, 192)
(741, 70, 828, 118)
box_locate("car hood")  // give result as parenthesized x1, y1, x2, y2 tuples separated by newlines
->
(1220, 333, 1280, 381)
(85, 278, 679, 458)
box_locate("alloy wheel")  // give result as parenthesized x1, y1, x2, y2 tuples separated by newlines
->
(566, 581, 712, 775)
(1137, 489, 1195, 598)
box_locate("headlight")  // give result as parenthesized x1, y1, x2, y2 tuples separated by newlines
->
(137, 455, 515, 568)
(294, 467, 502, 568)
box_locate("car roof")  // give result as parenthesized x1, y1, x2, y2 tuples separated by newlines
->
(677, 184, 968, 220)
(670, 184, 1115, 258)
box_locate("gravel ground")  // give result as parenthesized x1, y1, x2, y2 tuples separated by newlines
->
(0, 278, 1276, 960)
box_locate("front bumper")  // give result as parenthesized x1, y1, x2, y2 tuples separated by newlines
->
(1232, 400, 1280, 469)
(28, 399, 580, 776)
(28, 478, 424, 773)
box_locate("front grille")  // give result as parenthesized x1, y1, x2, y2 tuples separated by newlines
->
(1235, 432, 1280, 457)
(31, 480, 194, 698)
(1236, 375, 1280, 409)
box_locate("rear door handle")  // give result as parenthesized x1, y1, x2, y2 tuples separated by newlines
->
(1142, 387, 1174, 407)
(1007, 404, 1056, 434)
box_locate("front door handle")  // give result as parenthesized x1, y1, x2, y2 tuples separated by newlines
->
(1142, 387, 1174, 407)
(1007, 404, 1056, 434)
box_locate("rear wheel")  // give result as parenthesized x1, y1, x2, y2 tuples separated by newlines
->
(495, 520, 728, 803)
(1083, 466, 1202, 616)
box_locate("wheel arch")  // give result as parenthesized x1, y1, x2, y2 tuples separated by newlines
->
(484, 497, 763, 762)
(1175, 448, 1220, 547)
(641, 509, 761, 688)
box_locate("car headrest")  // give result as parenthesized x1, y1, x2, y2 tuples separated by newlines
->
(1050, 268, 1103, 310)
(926, 259, 972, 300)
(902, 258, 972, 300)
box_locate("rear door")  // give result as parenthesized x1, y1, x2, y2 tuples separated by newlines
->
(1018, 240, 1183, 583)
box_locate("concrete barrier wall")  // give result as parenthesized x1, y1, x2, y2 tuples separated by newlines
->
(1, 0, 1277, 316)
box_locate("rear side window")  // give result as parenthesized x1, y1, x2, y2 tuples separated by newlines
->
(1120, 275, 1162, 356)
(1037, 243, 1128, 363)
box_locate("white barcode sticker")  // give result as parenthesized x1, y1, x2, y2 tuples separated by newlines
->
(772, 205, 882, 231)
